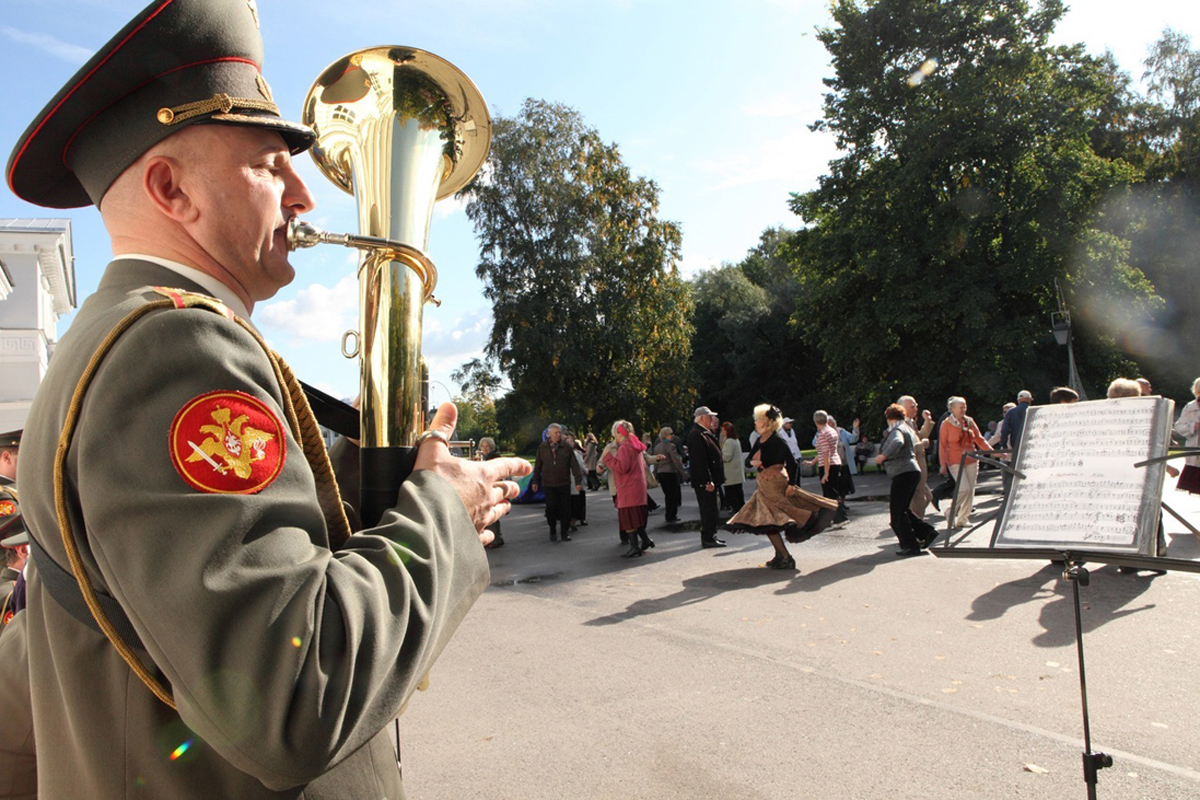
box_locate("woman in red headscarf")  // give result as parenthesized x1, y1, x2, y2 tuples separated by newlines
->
(601, 420, 657, 558)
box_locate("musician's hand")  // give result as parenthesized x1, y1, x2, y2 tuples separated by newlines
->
(414, 402, 531, 535)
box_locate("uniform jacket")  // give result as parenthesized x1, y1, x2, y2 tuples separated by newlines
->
(687, 424, 724, 488)
(12, 260, 488, 798)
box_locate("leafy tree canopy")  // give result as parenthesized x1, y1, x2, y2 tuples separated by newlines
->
(458, 99, 694, 449)
(787, 0, 1154, 415)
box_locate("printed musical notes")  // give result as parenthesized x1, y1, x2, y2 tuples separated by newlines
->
(994, 397, 1173, 552)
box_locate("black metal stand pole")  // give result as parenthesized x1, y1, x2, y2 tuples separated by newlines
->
(1062, 561, 1112, 800)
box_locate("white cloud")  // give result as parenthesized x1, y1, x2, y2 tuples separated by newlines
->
(1, 26, 92, 64)
(423, 308, 492, 358)
(257, 274, 358, 343)
(433, 193, 469, 220)
(692, 130, 838, 193)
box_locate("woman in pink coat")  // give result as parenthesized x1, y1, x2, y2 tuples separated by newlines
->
(601, 420, 656, 558)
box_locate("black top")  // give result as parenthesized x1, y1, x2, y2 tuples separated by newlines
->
(748, 433, 797, 481)
(686, 424, 724, 486)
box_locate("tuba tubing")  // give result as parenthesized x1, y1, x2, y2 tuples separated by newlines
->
(292, 46, 490, 527)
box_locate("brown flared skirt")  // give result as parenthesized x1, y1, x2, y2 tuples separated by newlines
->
(725, 465, 839, 543)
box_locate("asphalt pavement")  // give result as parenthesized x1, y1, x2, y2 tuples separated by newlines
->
(398, 467, 1200, 799)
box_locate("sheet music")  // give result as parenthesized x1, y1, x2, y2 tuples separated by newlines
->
(994, 397, 1172, 553)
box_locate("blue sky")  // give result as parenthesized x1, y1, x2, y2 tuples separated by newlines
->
(2, 0, 1197, 405)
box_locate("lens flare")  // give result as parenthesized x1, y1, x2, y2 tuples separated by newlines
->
(908, 58, 939, 87)
(169, 739, 193, 762)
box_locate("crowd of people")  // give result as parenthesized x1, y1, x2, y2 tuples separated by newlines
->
(500, 374, 1200, 571)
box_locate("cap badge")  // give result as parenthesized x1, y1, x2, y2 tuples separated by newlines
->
(256, 74, 274, 103)
(170, 391, 285, 494)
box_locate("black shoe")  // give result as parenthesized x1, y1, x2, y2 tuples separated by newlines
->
(561, 534, 572, 542)
(665, 517, 680, 523)
(640, 535, 655, 550)
(769, 555, 796, 570)
(580, 521, 589, 526)
(701, 539, 727, 549)
(895, 547, 925, 558)
(931, 497, 940, 512)
(485, 535, 505, 549)
(622, 541, 644, 558)
(918, 532, 939, 549)
(549, 532, 558, 542)
(619, 532, 629, 545)
(569, 525, 578, 532)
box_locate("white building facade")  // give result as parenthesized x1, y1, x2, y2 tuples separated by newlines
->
(0, 219, 77, 432)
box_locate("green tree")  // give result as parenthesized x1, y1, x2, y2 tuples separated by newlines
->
(458, 99, 694, 447)
(450, 357, 502, 445)
(690, 228, 827, 434)
(788, 0, 1151, 415)
(1082, 30, 1200, 398)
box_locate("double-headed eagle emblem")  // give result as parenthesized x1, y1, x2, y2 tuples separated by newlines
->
(186, 405, 276, 479)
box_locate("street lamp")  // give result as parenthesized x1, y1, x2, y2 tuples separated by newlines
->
(1051, 311, 1071, 346)
(1050, 304, 1086, 399)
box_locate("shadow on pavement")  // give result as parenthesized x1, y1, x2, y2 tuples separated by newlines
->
(581, 567, 793, 627)
(966, 562, 1158, 647)
(774, 544, 896, 595)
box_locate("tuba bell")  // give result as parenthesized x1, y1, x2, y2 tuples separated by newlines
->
(289, 46, 490, 527)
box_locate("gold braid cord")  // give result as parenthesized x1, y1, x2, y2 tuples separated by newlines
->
(54, 292, 351, 709)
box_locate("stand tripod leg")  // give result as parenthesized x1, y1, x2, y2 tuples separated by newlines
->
(1161, 501, 1200, 537)
(1064, 563, 1112, 799)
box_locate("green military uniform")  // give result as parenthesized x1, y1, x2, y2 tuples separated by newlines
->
(4, 1, 490, 796)
(0, 613, 35, 799)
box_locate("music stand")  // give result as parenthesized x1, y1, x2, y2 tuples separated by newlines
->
(932, 398, 1200, 798)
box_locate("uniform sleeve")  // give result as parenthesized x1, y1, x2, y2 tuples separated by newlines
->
(69, 309, 487, 790)
(0, 612, 37, 797)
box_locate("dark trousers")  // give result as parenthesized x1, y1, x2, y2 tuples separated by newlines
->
(571, 491, 586, 523)
(821, 465, 848, 522)
(586, 469, 601, 491)
(695, 486, 720, 540)
(544, 485, 572, 535)
(889, 470, 937, 549)
(659, 473, 682, 520)
(724, 483, 745, 512)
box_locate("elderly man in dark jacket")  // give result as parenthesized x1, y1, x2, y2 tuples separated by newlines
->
(532, 423, 583, 541)
(687, 407, 726, 549)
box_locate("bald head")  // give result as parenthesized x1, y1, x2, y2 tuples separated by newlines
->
(99, 125, 315, 311)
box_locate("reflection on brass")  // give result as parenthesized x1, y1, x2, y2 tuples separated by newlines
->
(296, 47, 490, 448)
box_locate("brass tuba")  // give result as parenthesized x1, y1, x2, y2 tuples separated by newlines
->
(288, 46, 490, 527)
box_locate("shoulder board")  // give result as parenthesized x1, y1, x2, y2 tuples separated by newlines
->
(150, 286, 236, 320)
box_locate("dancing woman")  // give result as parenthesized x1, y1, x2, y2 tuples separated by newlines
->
(600, 420, 656, 558)
(725, 405, 838, 569)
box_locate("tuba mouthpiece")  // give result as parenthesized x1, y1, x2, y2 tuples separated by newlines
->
(287, 218, 326, 251)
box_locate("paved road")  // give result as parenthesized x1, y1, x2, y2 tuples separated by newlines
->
(399, 469, 1200, 799)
